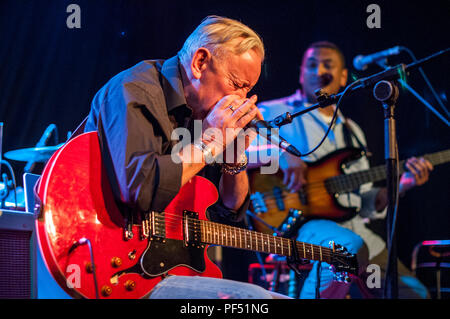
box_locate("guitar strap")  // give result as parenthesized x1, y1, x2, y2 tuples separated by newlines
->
(342, 117, 372, 158)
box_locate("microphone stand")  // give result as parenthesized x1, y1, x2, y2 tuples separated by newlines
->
(373, 80, 400, 299)
(376, 60, 450, 127)
(268, 48, 449, 299)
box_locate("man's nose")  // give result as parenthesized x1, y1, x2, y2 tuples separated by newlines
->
(316, 62, 328, 76)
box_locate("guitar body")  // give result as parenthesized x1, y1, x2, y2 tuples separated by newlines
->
(36, 132, 221, 299)
(249, 148, 364, 234)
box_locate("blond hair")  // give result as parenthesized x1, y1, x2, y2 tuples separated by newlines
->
(178, 15, 265, 66)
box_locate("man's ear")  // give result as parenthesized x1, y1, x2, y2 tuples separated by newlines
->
(191, 48, 212, 79)
(340, 68, 348, 87)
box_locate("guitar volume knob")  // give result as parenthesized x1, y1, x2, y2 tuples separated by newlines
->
(101, 285, 112, 297)
(85, 262, 94, 273)
(124, 280, 136, 291)
(111, 257, 122, 268)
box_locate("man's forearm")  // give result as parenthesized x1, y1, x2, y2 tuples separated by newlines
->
(374, 183, 410, 212)
(219, 170, 249, 211)
(178, 143, 249, 211)
(179, 144, 207, 187)
(374, 187, 388, 212)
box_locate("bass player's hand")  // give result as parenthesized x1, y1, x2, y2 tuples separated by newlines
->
(280, 151, 308, 193)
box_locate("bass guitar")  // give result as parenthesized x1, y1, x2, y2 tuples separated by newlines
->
(35, 132, 358, 299)
(249, 147, 450, 234)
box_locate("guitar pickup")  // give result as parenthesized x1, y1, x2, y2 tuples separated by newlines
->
(273, 187, 285, 211)
(150, 211, 166, 240)
(183, 210, 202, 247)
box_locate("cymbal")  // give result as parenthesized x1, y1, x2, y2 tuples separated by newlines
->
(4, 143, 64, 162)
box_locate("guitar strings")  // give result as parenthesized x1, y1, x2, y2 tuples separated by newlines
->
(256, 176, 358, 199)
(256, 167, 385, 199)
(150, 213, 334, 259)
(254, 150, 450, 213)
(154, 219, 335, 261)
(256, 191, 333, 211)
(254, 184, 332, 203)
(265, 150, 447, 198)
(262, 188, 330, 201)
(254, 177, 364, 209)
(153, 211, 336, 258)
(154, 212, 333, 257)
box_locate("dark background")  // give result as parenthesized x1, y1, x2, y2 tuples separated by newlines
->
(1, 0, 449, 287)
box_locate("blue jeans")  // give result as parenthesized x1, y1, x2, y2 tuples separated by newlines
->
(148, 275, 290, 299)
(296, 219, 364, 299)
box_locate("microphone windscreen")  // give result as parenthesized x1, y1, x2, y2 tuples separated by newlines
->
(353, 55, 366, 71)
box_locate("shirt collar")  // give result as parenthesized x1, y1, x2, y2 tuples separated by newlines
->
(160, 55, 191, 113)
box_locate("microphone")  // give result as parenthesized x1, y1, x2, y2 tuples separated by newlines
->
(24, 124, 58, 172)
(353, 46, 401, 71)
(247, 119, 302, 157)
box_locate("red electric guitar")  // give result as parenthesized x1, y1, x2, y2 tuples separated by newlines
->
(35, 132, 357, 299)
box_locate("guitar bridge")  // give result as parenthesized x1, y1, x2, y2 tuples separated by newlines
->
(141, 211, 150, 240)
(250, 192, 267, 213)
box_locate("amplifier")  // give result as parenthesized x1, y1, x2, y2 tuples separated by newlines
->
(0, 172, 72, 299)
(0, 209, 36, 298)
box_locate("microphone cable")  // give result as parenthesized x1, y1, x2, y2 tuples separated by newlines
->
(299, 79, 362, 158)
(68, 238, 100, 299)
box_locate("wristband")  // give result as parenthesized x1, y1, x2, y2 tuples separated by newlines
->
(193, 140, 215, 165)
(220, 153, 248, 175)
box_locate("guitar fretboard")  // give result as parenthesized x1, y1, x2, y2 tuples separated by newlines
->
(196, 218, 333, 264)
(325, 149, 450, 194)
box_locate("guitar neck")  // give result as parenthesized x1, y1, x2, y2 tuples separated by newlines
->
(327, 149, 450, 194)
(197, 218, 332, 263)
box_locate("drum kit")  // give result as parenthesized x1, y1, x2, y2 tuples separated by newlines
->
(1, 124, 64, 210)
(4, 143, 63, 163)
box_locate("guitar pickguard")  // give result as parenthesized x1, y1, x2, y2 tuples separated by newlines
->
(140, 238, 206, 277)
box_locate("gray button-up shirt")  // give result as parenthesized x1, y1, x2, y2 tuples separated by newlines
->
(85, 56, 249, 224)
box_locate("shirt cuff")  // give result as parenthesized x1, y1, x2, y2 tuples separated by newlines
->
(150, 154, 183, 212)
(207, 191, 250, 225)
